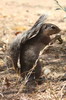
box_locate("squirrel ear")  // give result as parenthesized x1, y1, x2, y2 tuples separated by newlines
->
(39, 24, 47, 34)
(43, 24, 47, 29)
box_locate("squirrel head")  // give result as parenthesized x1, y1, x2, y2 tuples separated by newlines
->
(40, 23, 61, 36)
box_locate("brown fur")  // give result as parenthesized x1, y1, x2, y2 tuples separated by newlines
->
(7, 15, 61, 80)
(20, 23, 61, 79)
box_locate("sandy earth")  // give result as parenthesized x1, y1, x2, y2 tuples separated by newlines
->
(0, 0, 66, 100)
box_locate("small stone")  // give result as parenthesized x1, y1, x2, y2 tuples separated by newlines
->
(44, 68, 51, 75)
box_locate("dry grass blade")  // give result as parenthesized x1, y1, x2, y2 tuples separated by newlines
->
(60, 83, 66, 99)
(0, 92, 4, 98)
(54, 0, 66, 12)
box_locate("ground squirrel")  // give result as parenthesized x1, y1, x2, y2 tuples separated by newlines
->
(7, 15, 61, 80)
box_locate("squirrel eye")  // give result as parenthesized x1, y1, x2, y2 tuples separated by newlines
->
(51, 26, 56, 29)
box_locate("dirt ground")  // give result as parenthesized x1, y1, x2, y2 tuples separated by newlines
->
(0, 0, 66, 100)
